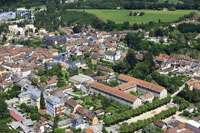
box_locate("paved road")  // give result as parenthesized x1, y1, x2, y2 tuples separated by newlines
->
(120, 105, 170, 124)
(171, 83, 185, 98)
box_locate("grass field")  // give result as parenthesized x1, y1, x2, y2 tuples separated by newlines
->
(68, 9, 200, 24)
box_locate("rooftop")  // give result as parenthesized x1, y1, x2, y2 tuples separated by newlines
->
(91, 81, 138, 103)
(118, 74, 164, 93)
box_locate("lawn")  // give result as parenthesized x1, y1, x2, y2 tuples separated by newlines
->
(68, 9, 200, 24)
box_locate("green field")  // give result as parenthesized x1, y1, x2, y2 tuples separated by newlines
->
(69, 9, 200, 24)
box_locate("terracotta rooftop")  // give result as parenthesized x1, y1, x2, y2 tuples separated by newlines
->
(143, 93, 154, 99)
(113, 81, 136, 91)
(118, 74, 164, 93)
(91, 81, 138, 102)
(10, 110, 24, 122)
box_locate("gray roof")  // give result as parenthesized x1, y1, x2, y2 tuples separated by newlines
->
(70, 74, 94, 83)
(58, 119, 71, 127)
(46, 95, 63, 105)
(16, 79, 30, 88)
(22, 119, 33, 126)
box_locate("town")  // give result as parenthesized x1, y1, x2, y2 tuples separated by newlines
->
(0, 0, 200, 133)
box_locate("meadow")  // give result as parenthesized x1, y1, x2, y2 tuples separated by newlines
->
(69, 9, 200, 24)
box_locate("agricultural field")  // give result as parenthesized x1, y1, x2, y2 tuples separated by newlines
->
(69, 9, 200, 24)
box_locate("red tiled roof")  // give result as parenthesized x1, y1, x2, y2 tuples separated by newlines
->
(10, 110, 24, 122)
(91, 82, 138, 102)
(41, 116, 47, 122)
(113, 81, 136, 90)
(118, 74, 164, 93)
(143, 93, 154, 99)
(85, 129, 93, 133)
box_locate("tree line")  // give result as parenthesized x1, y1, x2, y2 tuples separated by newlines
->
(104, 96, 171, 126)
(64, 0, 200, 10)
(119, 107, 178, 132)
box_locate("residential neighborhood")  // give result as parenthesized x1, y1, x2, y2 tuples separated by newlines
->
(0, 0, 200, 133)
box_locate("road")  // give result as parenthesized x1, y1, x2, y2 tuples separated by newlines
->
(171, 83, 185, 98)
(120, 105, 170, 124)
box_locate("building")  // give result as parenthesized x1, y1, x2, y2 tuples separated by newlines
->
(69, 74, 94, 87)
(71, 118, 85, 130)
(118, 74, 167, 99)
(96, 65, 114, 76)
(164, 120, 200, 133)
(153, 121, 167, 130)
(18, 84, 42, 109)
(90, 82, 142, 109)
(42, 36, 66, 46)
(46, 95, 65, 116)
(65, 99, 81, 113)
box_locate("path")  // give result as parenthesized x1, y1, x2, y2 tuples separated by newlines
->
(120, 105, 170, 124)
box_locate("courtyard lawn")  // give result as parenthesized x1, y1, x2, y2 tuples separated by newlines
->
(68, 9, 200, 24)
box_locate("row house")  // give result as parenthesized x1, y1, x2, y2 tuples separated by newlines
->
(118, 74, 167, 99)
(90, 81, 142, 109)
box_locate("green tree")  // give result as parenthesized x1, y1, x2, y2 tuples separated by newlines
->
(30, 113, 40, 121)
(40, 75, 47, 83)
(38, 67, 45, 76)
(125, 49, 137, 68)
(31, 78, 38, 86)
(53, 116, 59, 132)
(40, 92, 45, 109)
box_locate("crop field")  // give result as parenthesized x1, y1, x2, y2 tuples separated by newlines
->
(69, 9, 200, 24)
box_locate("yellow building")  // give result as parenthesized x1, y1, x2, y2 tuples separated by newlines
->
(0, 66, 6, 76)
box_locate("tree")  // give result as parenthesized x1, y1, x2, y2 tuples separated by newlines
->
(31, 78, 38, 86)
(53, 116, 59, 132)
(73, 24, 82, 33)
(40, 75, 47, 83)
(40, 92, 45, 109)
(121, 21, 130, 30)
(129, 11, 133, 16)
(30, 113, 40, 121)
(125, 49, 137, 68)
(102, 125, 108, 133)
(38, 67, 45, 76)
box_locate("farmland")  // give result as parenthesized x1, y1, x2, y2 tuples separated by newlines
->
(68, 9, 200, 24)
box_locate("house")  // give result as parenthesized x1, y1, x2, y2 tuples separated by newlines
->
(65, 99, 82, 113)
(9, 110, 24, 122)
(46, 95, 65, 116)
(164, 120, 200, 133)
(104, 50, 121, 61)
(96, 65, 114, 76)
(34, 123, 45, 133)
(95, 109, 105, 117)
(10, 121, 34, 133)
(91, 53, 100, 64)
(71, 118, 85, 130)
(42, 36, 66, 46)
(118, 74, 167, 99)
(46, 75, 58, 87)
(86, 111, 98, 125)
(21, 66, 32, 77)
(90, 82, 142, 109)
(18, 85, 42, 109)
(153, 121, 167, 130)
